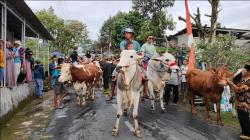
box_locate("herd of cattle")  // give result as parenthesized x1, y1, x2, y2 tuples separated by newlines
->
(58, 50, 236, 138)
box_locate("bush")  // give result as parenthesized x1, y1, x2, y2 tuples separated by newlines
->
(197, 34, 249, 71)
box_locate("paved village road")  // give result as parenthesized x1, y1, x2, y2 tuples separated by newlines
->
(32, 87, 239, 140)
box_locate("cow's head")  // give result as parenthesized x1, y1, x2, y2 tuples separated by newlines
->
(116, 50, 139, 87)
(151, 52, 175, 81)
(58, 63, 72, 83)
(209, 66, 234, 86)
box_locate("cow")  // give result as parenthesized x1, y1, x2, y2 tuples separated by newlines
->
(112, 50, 143, 138)
(186, 66, 234, 125)
(59, 62, 102, 106)
(147, 52, 175, 113)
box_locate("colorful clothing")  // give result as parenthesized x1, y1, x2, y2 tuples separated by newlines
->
(0, 48, 4, 67)
(237, 79, 250, 113)
(6, 49, 16, 86)
(13, 47, 21, 64)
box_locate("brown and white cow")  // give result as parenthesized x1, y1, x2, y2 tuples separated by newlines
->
(112, 50, 143, 138)
(59, 62, 102, 106)
(186, 66, 234, 125)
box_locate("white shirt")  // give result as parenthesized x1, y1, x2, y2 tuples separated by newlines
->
(180, 65, 188, 82)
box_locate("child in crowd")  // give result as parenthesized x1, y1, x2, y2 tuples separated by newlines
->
(33, 60, 45, 98)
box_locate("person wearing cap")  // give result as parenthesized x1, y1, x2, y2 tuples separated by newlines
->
(33, 60, 45, 98)
(164, 62, 181, 105)
(13, 40, 22, 82)
(228, 63, 250, 140)
(119, 28, 141, 52)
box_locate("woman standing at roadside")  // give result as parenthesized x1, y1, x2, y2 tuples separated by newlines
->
(5, 42, 16, 87)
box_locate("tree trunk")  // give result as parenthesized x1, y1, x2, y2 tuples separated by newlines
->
(158, 18, 170, 51)
(208, 0, 220, 43)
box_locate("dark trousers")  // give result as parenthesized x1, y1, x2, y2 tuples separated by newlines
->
(103, 76, 109, 89)
(164, 84, 179, 104)
(237, 109, 250, 136)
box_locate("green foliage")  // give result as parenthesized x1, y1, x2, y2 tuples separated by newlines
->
(197, 34, 249, 71)
(132, 0, 175, 17)
(99, 11, 146, 52)
(36, 7, 90, 54)
(133, 0, 176, 47)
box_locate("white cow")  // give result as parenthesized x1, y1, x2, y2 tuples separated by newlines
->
(112, 50, 143, 138)
(147, 52, 176, 112)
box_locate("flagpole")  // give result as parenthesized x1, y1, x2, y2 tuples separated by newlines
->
(185, 0, 196, 70)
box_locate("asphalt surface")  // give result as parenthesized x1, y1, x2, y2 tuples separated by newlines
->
(34, 87, 239, 140)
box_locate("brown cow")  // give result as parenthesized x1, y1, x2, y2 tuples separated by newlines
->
(59, 62, 102, 106)
(186, 66, 234, 125)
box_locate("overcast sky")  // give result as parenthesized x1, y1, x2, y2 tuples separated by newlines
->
(26, 1, 250, 41)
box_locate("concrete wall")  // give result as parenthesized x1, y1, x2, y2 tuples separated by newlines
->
(0, 82, 35, 117)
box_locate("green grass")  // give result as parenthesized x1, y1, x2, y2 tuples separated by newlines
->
(178, 102, 241, 133)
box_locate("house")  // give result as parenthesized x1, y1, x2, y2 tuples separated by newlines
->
(168, 26, 250, 52)
(0, 0, 53, 118)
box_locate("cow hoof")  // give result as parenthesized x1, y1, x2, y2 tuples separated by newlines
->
(160, 109, 166, 113)
(112, 129, 119, 136)
(81, 102, 87, 106)
(134, 130, 142, 138)
(217, 121, 224, 126)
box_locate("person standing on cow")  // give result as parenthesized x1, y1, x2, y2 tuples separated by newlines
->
(140, 35, 157, 70)
(164, 63, 180, 105)
(180, 59, 188, 102)
(227, 63, 250, 139)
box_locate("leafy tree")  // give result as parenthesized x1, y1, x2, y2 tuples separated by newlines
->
(99, 11, 147, 53)
(132, 0, 176, 48)
(36, 7, 90, 54)
(197, 34, 249, 71)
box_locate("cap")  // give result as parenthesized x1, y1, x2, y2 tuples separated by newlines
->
(124, 28, 134, 33)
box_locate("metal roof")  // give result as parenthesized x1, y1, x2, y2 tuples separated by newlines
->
(7, 0, 54, 40)
(169, 27, 250, 38)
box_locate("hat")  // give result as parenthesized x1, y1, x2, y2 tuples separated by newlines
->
(244, 63, 250, 71)
(14, 40, 21, 46)
(124, 28, 134, 34)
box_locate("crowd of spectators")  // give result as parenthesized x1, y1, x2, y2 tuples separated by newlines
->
(0, 39, 35, 88)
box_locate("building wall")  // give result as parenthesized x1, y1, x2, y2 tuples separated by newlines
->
(0, 83, 35, 117)
(176, 33, 200, 47)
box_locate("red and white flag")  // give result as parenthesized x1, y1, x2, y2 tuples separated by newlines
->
(185, 0, 196, 70)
